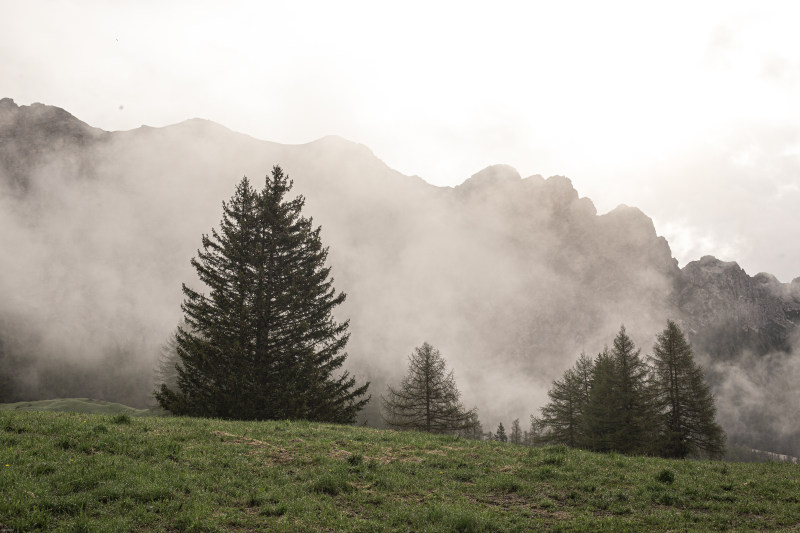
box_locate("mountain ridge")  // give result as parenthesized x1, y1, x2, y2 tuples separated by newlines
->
(1, 98, 798, 455)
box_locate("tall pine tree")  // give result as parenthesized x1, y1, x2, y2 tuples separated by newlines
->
(650, 320, 725, 458)
(609, 325, 657, 454)
(155, 167, 369, 422)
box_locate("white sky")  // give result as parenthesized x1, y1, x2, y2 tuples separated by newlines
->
(2, 1, 799, 281)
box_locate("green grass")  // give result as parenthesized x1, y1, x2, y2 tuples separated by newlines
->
(2, 411, 800, 532)
(0, 398, 156, 416)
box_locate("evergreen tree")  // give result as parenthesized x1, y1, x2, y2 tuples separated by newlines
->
(573, 353, 594, 410)
(539, 367, 584, 446)
(538, 353, 596, 447)
(581, 327, 656, 454)
(382, 342, 476, 433)
(609, 325, 657, 454)
(582, 348, 623, 452)
(155, 324, 184, 393)
(155, 167, 369, 422)
(510, 418, 522, 445)
(650, 320, 725, 458)
(495, 422, 508, 442)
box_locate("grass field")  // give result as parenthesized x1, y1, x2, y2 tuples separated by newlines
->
(0, 399, 155, 417)
(2, 410, 800, 532)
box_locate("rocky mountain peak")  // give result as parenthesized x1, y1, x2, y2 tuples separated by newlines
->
(0, 98, 106, 191)
(457, 164, 521, 191)
(678, 254, 799, 357)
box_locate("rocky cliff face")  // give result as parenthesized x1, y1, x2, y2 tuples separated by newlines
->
(678, 255, 800, 358)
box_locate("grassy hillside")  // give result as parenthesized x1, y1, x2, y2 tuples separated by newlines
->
(2, 412, 799, 532)
(0, 398, 154, 416)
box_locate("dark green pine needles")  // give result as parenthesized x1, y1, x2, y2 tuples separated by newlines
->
(650, 320, 725, 459)
(538, 322, 725, 459)
(156, 166, 369, 423)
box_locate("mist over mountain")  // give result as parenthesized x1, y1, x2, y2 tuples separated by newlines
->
(1, 98, 798, 455)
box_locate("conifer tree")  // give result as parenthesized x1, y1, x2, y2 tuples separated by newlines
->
(582, 348, 617, 451)
(538, 353, 592, 446)
(495, 422, 508, 442)
(528, 416, 545, 446)
(651, 320, 725, 458)
(510, 418, 522, 445)
(581, 326, 656, 454)
(382, 342, 477, 433)
(155, 167, 369, 422)
(609, 325, 657, 454)
(539, 367, 584, 446)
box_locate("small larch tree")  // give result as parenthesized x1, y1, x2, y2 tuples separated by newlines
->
(382, 342, 477, 434)
(155, 166, 369, 422)
(650, 320, 725, 458)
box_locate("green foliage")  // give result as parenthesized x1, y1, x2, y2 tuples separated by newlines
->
(155, 167, 368, 422)
(382, 343, 477, 434)
(539, 353, 594, 448)
(539, 323, 725, 459)
(650, 320, 725, 459)
(111, 413, 131, 425)
(2, 411, 798, 532)
(656, 468, 675, 484)
(593, 325, 657, 454)
(495, 422, 507, 442)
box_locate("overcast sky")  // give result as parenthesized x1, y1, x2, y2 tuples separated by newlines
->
(2, 1, 798, 281)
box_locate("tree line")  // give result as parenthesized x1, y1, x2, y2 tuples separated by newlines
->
(533, 323, 725, 459)
(155, 165, 724, 459)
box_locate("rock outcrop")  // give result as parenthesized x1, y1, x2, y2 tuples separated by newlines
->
(678, 255, 800, 358)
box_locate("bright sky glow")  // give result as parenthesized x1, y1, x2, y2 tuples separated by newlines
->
(2, 1, 799, 280)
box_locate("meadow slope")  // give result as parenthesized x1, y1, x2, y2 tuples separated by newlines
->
(2, 411, 800, 532)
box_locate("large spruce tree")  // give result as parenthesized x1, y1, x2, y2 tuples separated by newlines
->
(382, 342, 477, 434)
(650, 320, 725, 458)
(580, 327, 657, 454)
(155, 167, 369, 422)
(607, 325, 658, 454)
